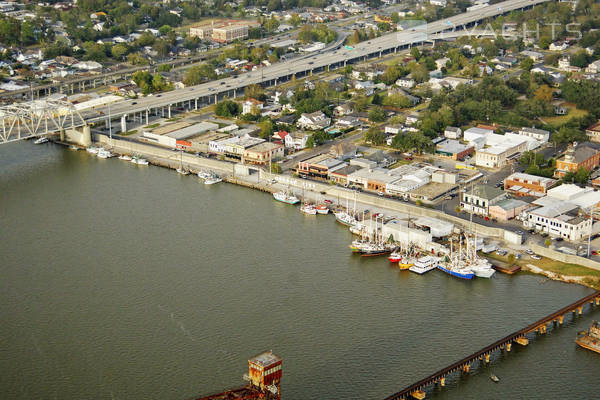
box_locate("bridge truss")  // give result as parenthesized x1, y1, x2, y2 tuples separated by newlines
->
(0, 99, 87, 144)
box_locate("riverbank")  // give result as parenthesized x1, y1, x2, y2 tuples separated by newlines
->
(85, 135, 600, 288)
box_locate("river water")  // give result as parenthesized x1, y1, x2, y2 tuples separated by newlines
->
(1, 142, 599, 400)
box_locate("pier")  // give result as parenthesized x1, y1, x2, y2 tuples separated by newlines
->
(384, 291, 600, 400)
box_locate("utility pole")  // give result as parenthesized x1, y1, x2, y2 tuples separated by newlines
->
(108, 102, 112, 139)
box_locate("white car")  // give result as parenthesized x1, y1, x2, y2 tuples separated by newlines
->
(531, 254, 542, 260)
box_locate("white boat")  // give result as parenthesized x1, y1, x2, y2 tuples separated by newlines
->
(205, 176, 222, 185)
(86, 146, 99, 154)
(334, 211, 357, 227)
(69, 145, 80, 150)
(131, 157, 148, 165)
(177, 168, 190, 175)
(273, 191, 300, 204)
(409, 256, 440, 274)
(198, 170, 212, 179)
(315, 204, 329, 214)
(34, 137, 49, 144)
(97, 149, 113, 158)
(471, 258, 496, 278)
(300, 203, 317, 215)
(118, 154, 132, 161)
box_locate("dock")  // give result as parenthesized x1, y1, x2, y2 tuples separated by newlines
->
(384, 291, 600, 400)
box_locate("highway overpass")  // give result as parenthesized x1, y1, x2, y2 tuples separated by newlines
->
(1, 0, 552, 144)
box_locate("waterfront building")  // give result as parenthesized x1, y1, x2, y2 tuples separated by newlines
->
(243, 142, 284, 165)
(503, 173, 557, 198)
(460, 185, 506, 216)
(298, 154, 346, 180)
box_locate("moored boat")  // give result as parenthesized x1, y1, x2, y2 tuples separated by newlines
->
(34, 137, 49, 144)
(86, 146, 99, 154)
(437, 263, 475, 279)
(118, 154, 132, 161)
(334, 211, 357, 227)
(300, 203, 317, 215)
(576, 321, 600, 354)
(315, 204, 329, 214)
(97, 149, 113, 158)
(69, 145, 80, 150)
(177, 168, 190, 175)
(409, 256, 439, 274)
(273, 191, 299, 204)
(205, 175, 222, 184)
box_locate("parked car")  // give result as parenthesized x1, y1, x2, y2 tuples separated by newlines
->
(531, 254, 542, 260)
(496, 250, 507, 256)
(324, 199, 333, 204)
(516, 230, 524, 235)
(592, 250, 599, 256)
(525, 249, 534, 255)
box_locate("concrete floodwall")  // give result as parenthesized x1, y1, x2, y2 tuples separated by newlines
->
(530, 244, 600, 271)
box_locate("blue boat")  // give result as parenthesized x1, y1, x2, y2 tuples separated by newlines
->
(437, 264, 475, 280)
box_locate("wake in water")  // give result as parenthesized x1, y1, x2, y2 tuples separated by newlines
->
(157, 304, 196, 342)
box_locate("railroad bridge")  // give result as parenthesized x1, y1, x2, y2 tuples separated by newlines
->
(384, 291, 600, 400)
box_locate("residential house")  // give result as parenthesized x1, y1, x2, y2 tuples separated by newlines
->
(520, 50, 544, 62)
(444, 126, 462, 139)
(586, 60, 600, 74)
(586, 121, 600, 143)
(460, 184, 506, 216)
(503, 172, 557, 197)
(284, 131, 310, 150)
(336, 115, 360, 129)
(395, 78, 415, 88)
(405, 114, 419, 125)
(554, 141, 600, 178)
(334, 102, 354, 116)
(549, 42, 569, 51)
(297, 111, 331, 130)
(242, 98, 264, 115)
(558, 57, 571, 70)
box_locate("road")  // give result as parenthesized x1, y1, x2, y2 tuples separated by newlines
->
(83, 0, 552, 123)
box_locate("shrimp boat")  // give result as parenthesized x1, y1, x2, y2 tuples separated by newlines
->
(273, 190, 300, 205)
(315, 204, 329, 214)
(204, 174, 222, 184)
(176, 150, 190, 175)
(131, 155, 149, 165)
(349, 215, 390, 256)
(576, 321, 600, 354)
(118, 154, 132, 161)
(300, 203, 317, 215)
(97, 148, 113, 158)
(437, 237, 475, 280)
(197, 170, 211, 179)
(34, 136, 49, 144)
(86, 146, 99, 154)
(335, 211, 357, 227)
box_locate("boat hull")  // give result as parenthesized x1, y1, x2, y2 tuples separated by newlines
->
(576, 336, 600, 354)
(437, 265, 474, 279)
(474, 269, 495, 278)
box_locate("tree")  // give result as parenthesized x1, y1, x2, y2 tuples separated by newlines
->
(153, 39, 170, 58)
(353, 93, 369, 112)
(534, 85, 553, 103)
(368, 106, 386, 123)
(258, 119, 274, 139)
(184, 64, 216, 85)
(520, 57, 534, 72)
(111, 43, 129, 60)
(391, 12, 400, 24)
(289, 14, 302, 27)
(215, 100, 241, 117)
(263, 16, 280, 32)
(158, 25, 172, 36)
(410, 47, 421, 59)
(410, 63, 429, 83)
(245, 84, 266, 101)
(363, 127, 385, 145)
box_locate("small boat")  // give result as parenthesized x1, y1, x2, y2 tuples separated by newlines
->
(97, 149, 113, 158)
(388, 252, 403, 263)
(131, 156, 149, 165)
(360, 242, 389, 257)
(576, 321, 600, 354)
(273, 191, 300, 205)
(438, 263, 475, 280)
(334, 211, 357, 227)
(118, 154, 132, 161)
(197, 170, 212, 179)
(411, 390, 426, 400)
(86, 146, 99, 154)
(205, 175, 222, 185)
(69, 145, 80, 150)
(490, 374, 500, 383)
(176, 168, 190, 175)
(315, 204, 329, 214)
(409, 256, 439, 274)
(471, 259, 496, 278)
(34, 137, 49, 144)
(300, 203, 317, 215)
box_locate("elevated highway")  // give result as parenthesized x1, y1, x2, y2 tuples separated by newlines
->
(0, 0, 552, 144)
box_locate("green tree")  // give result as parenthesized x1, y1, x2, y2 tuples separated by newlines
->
(153, 39, 170, 58)
(507, 253, 516, 266)
(258, 119, 274, 139)
(215, 100, 241, 117)
(368, 106, 386, 123)
(521, 57, 534, 72)
(184, 64, 216, 85)
(111, 43, 129, 60)
(245, 84, 266, 101)
(363, 126, 386, 145)
(289, 14, 302, 27)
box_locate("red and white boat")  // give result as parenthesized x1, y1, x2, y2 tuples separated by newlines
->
(315, 204, 329, 214)
(388, 252, 403, 263)
(300, 203, 317, 215)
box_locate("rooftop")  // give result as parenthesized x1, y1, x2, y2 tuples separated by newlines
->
(249, 351, 281, 367)
(468, 184, 505, 200)
(505, 172, 557, 186)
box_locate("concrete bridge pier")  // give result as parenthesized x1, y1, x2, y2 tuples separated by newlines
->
(168, 105, 171, 119)
(121, 115, 127, 133)
(195, 98, 198, 110)
(145, 110, 149, 125)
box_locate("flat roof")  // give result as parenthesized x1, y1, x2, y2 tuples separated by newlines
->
(246, 141, 282, 152)
(436, 139, 472, 154)
(152, 121, 191, 135)
(249, 351, 281, 367)
(166, 122, 219, 140)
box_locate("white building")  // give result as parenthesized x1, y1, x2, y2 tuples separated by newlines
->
(444, 126, 462, 139)
(395, 78, 415, 88)
(284, 131, 310, 150)
(242, 99, 264, 115)
(296, 111, 331, 130)
(518, 127, 550, 143)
